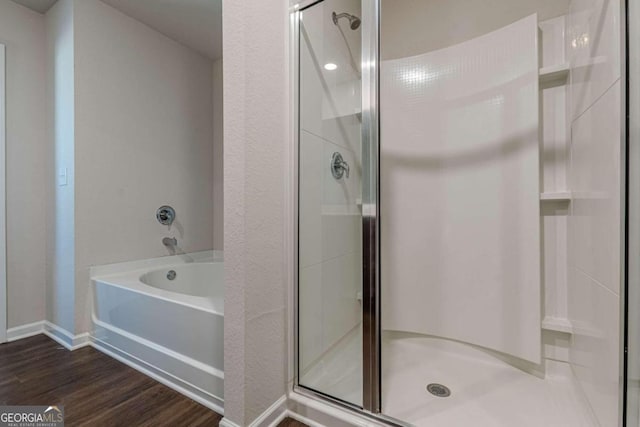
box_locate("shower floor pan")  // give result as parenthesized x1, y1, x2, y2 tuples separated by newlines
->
(301, 329, 597, 427)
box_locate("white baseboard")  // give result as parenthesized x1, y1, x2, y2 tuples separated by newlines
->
(221, 408, 330, 427)
(6, 321, 46, 342)
(266, 409, 289, 427)
(285, 411, 327, 427)
(92, 336, 223, 414)
(255, 395, 287, 427)
(220, 395, 288, 427)
(220, 418, 242, 427)
(288, 391, 385, 427)
(5, 320, 225, 417)
(43, 321, 91, 351)
(6, 320, 91, 351)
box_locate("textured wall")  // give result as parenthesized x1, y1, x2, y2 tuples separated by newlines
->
(223, 0, 288, 424)
(0, 0, 47, 329)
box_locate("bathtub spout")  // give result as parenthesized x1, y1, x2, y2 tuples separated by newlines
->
(162, 237, 177, 247)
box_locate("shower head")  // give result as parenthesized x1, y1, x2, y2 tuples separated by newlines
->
(332, 11, 361, 30)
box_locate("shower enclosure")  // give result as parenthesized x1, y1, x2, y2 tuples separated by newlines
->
(294, 0, 627, 425)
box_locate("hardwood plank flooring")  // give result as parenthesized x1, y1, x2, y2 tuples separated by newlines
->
(276, 418, 308, 427)
(0, 334, 308, 427)
(0, 335, 221, 426)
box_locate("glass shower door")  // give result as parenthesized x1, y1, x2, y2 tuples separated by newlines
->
(296, 0, 365, 407)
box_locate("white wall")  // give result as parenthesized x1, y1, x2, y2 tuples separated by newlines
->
(380, 15, 541, 364)
(45, 0, 76, 334)
(223, 0, 288, 424)
(380, 0, 570, 59)
(566, 0, 624, 425)
(213, 59, 223, 250)
(0, 0, 47, 330)
(73, 0, 215, 332)
(298, 0, 363, 373)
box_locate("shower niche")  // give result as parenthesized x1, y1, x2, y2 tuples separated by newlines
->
(538, 16, 574, 344)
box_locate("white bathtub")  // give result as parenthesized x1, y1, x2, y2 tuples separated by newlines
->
(91, 251, 224, 412)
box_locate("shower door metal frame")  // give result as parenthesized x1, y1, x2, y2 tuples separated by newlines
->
(290, 0, 390, 422)
(624, 0, 635, 425)
(360, 0, 381, 414)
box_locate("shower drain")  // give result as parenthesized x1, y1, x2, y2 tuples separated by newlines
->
(426, 383, 451, 397)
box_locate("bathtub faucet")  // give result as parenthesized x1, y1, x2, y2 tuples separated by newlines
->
(162, 237, 177, 247)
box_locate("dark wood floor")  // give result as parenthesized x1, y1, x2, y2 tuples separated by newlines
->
(0, 334, 221, 425)
(277, 418, 307, 427)
(0, 334, 305, 427)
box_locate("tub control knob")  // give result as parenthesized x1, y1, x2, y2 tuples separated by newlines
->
(157, 206, 175, 226)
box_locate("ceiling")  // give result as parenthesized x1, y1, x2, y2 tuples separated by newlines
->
(10, 0, 222, 60)
(9, 0, 57, 13)
(100, 0, 222, 60)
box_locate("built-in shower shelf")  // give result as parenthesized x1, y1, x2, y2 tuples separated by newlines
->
(542, 316, 574, 334)
(539, 63, 569, 84)
(540, 191, 572, 201)
(327, 110, 362, 121)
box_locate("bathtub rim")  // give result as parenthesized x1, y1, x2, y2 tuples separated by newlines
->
(90, 250, 225, 414)
(93, 270, 223, 316)
(90, 249, 222, 277)
(91, 250, 224, 315)
(140, 262, 218, 298)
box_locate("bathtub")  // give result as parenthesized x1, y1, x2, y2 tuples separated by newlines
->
(91, 251, 224, 412)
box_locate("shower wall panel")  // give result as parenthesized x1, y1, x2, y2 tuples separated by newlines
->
(566, 0, 623, 424)
(380, 14, 541, 363)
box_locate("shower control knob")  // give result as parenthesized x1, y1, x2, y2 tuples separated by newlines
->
(331, 152, 350, 180)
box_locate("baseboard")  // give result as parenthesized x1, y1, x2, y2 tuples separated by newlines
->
(43, 321, 91, 351)
(220, 395, 287, 427)
(288, 391, 386, 427)
(92, 336, 224, 415)
(4, 320, 225, 417)
(223, 408, 324, 427)
(6, 320, 90, 351)
(266, 407, 289, 427)
(219, 418, 242, 427)
(254, 395, 287, 427)
(285, 411, 327, 427)
(6, 321, 45, 342)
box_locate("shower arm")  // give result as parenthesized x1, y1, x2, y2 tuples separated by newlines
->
(332, 11, 361, 30)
